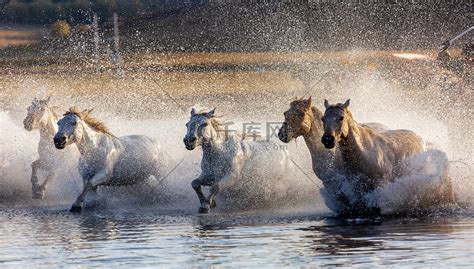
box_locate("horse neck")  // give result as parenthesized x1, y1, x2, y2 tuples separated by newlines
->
(201, 125, 226, 159)
(39, 108, 59, 140)
(76, 122, 117, 157)
(303, 107, 335, 178)
(339, 116, 365, 163)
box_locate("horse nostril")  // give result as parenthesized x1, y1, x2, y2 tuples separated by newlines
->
(278, 129, 286, 138)
(183, 137, 196, 145)
(322, 135, 335, 144)
(54, 136, 66, 144)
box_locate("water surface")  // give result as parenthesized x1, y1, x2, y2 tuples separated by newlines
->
(1, 205, 472, 268)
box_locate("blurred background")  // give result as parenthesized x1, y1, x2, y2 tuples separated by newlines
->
(0, 0, 472, 52)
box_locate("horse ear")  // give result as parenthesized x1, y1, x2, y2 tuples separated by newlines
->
(324, 99, 329, 109)
(69, 106, 81, 114)
(191, 108, 196, 116)
(343, 99, 350, 109)
(45, 96, 51, 104)
(32, 97, 38, 104)
(83, 108, 94, 114)
(207, 108, 216, 117)
(306, 96, 312, 108)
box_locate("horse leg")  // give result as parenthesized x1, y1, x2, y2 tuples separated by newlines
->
(442, 174, 458, 206)
(36, 170, 55, 199)
(31, 160, 44, 199)
(71, 170, 109, 212)
(208, 183, 219, 209)
(70, 181, 93, 212)
(192, 178, 209, 213)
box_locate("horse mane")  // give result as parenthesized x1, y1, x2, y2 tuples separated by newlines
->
(65, 107, 113, 135)
(311, 106, 323, 119)
(289, 97, 306, 108)
(192, 111, 222, 129)
(191, 111, 243, 140)
(290, 98, 323, 118)
(49, 106, 61, 120)
(30, 99, 61, 120)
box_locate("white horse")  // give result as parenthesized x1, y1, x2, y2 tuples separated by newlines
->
(183, 108, 289, 213)
(23, 97, 78, 199)
(54, 107, 168, 212)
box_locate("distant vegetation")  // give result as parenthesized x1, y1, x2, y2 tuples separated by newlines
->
(51, 20, 70, 38)
(0, 1, 471, 52)
(0, 0, 205, 24)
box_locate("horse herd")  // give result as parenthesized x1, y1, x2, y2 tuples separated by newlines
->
(23, 96, 456, 216)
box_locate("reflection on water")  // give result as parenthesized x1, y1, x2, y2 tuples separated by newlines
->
(0, 206, 473, 267)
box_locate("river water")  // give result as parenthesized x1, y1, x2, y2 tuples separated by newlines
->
(0, 205, 473, 268)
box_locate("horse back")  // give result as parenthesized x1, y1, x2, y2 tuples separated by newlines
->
(380, 129, 424, 157)
(109, 135, 162, 185)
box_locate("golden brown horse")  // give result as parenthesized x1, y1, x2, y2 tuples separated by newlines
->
(278, 97, 392, 215)
(321, 99, 425, 190)
(278, 97, 357, 213)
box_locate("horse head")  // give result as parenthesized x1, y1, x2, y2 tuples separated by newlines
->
(23, 96, 51, 131)
(183, 107, 219, 150)
(54, 107, 86, 149)
(278, 96, 315, 143)
(321, 99, 351, 149)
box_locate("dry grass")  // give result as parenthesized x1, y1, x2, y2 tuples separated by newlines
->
(0, 29, 39, 48)
(125, 50, 438, 67)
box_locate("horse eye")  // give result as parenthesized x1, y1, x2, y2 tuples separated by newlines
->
(202, 122, 208, 127)
(339, 116, 344, 121)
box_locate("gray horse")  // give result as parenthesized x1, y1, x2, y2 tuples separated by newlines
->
(183, 108, 289, 213)
(23, 97, 78, 199)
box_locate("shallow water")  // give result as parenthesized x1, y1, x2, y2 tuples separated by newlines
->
(0, 205, 473, 268)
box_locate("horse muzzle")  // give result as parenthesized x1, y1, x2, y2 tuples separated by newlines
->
(278, 126, 290, 143)
(54, 136, 67, 149)
(321, 135, 336, 149)
(183, 137, 197, 150)
(23, 119, 33, 131)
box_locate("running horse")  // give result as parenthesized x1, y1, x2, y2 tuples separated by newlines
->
(23, 97, 77, 199)
(183, 108, 289, 213)
(277, 97, 352, 213)
(321, 99, 424, 185)
(54, 107, 168, 212)
(321, 99, 456, 212)
(278, 97, 392, 214)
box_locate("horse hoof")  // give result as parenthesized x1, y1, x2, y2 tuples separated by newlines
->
(70, 206, 82, 213)
(32, 188, 45, 199)
(32, 193, 44, 199)
(198, 207, 210, 214)
(210, 200, 217, 209)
